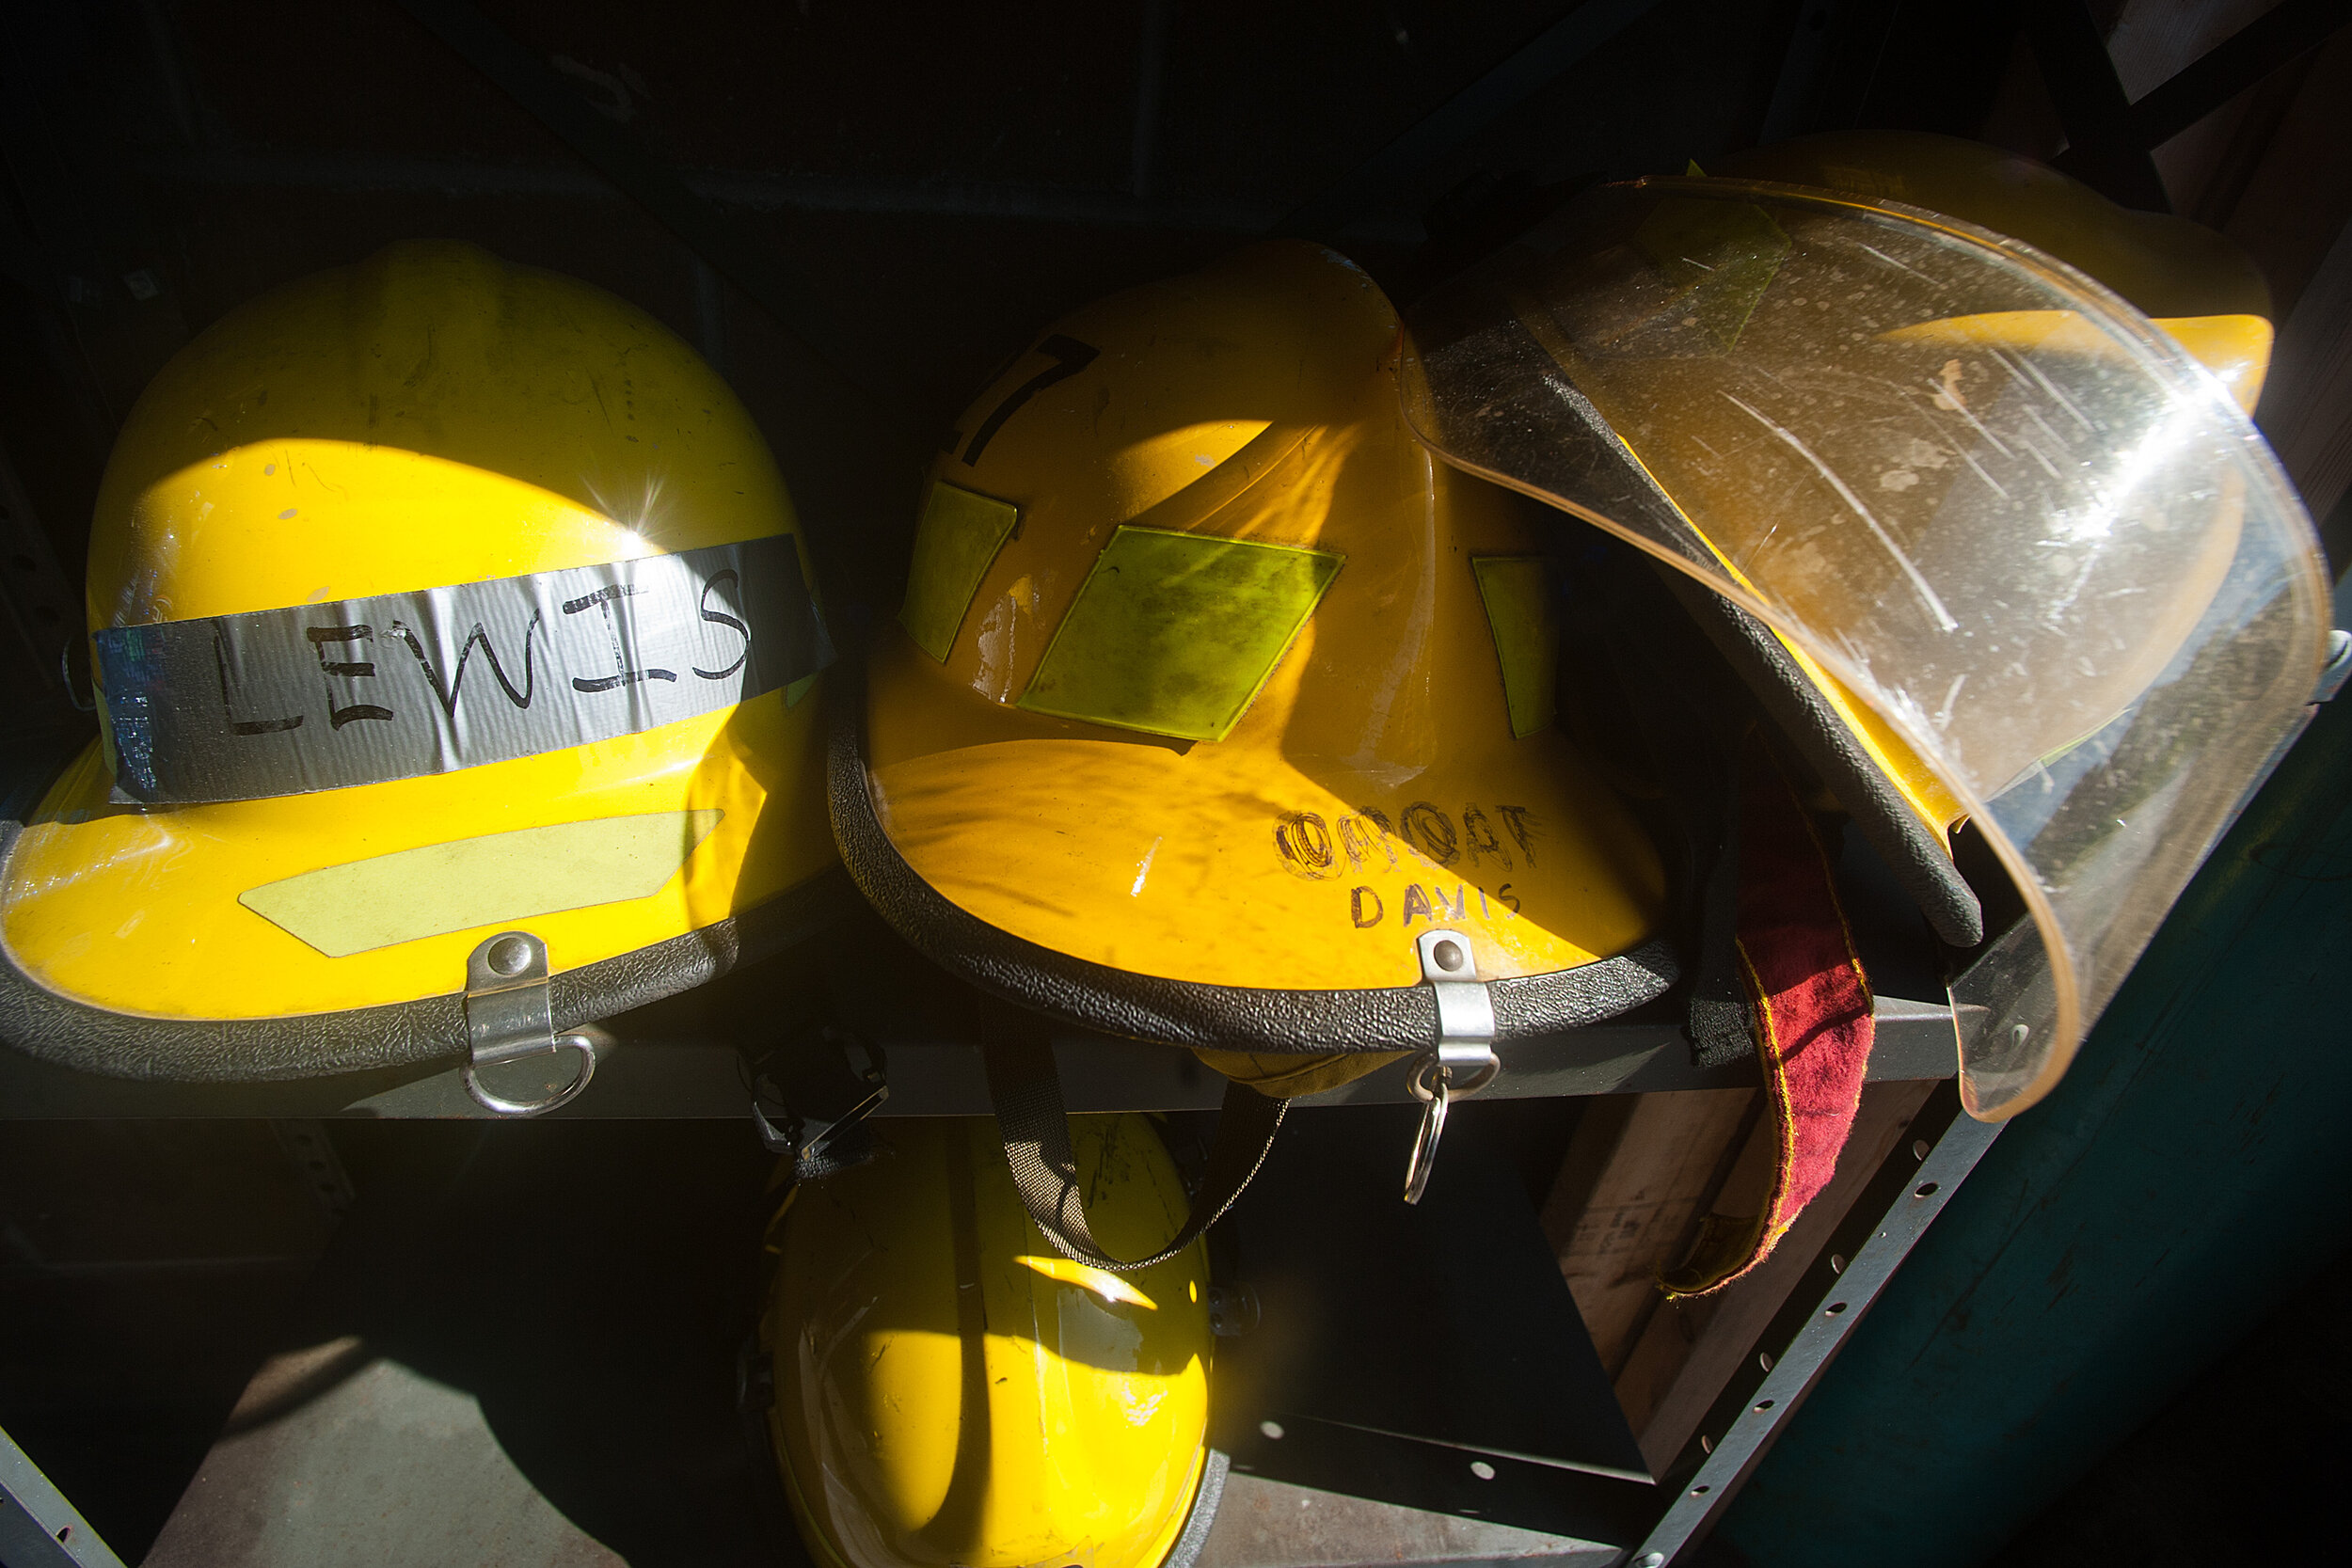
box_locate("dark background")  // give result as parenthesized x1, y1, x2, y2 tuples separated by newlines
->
(8, 0, 2348, 648)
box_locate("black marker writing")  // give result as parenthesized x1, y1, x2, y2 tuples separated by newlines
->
(1400, 882, 1469, 926)
(215, 626, 301, 736)
(1402, 801, 1458, 865)
(306, 625, 392, 730)
(1274, 811, 1340, 880)
(1497, 805, 1538, 865)
(388, 614, 540, 717)
(1340, 812, 1398, 871)
(1462, 804, 1509, 869)
(691, 567, 753, 681)
(963, 336, 1099, 467)
(564, 583, 677, 693)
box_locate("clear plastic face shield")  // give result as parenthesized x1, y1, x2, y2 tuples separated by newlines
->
(1400, 178, 2331, 1118)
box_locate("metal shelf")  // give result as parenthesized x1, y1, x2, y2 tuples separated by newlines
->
(0, 548, 1970, 1120)
(0, 824, 1964, 1119)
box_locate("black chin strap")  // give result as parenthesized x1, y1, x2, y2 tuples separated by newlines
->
(981, 1027, 1287, 1274)
(1681, 760, 1752, 1069)
(1569, 542, 1788, 1070)
(1598, 607, 1753, 1069)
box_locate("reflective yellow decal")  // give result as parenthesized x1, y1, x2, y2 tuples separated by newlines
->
(1018, 527, 1342, 742)
(238, 809, 723, 957)
(900, 480, 1021, 661)
(1472, 557, 1558, 738)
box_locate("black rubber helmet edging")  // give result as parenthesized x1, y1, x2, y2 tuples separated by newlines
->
(1164, 1448, 1232, 1568)
(0, 807, 861, 1083)
(828, 657, 1678, 1053)
(1652, 568, 1986, 948)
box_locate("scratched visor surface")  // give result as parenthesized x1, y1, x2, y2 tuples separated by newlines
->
(1401, 178, 2330, 1117)
(95, 533, 830, 804)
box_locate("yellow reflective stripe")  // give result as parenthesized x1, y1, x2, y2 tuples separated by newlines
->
(899, 480, 1021, 661)
(1017, 526, 1342, 743)
(237, 809, 723, 958)
(1471, 556, 1559, 739)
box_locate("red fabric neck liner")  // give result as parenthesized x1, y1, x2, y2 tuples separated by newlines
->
(1664, 730, 1876, 1297)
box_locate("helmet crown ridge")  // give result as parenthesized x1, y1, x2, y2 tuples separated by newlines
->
(92, 239, 800, 627)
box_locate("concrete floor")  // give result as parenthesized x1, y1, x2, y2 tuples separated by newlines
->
(53, 1117, 1641, 1567)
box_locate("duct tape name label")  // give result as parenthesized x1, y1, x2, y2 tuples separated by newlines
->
(94, 534, 832, 805)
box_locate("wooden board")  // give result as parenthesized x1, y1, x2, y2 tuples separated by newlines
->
(1613, 1078, 1940, 1474)
(1539, 1088, 1759, 1377)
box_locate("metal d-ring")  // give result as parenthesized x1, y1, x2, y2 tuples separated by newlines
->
(461, 930, 600, 1117)
(1407, 1048, 1501, 1101)
(1403, 1069, 1451, 1205)
(1402, 928, 1501, 1204)
(1402, 1046, 1500, 1204)
(462, 1031, 598, 1117)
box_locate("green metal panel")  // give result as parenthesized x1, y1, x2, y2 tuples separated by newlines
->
(1720, 659, 2352, 1566)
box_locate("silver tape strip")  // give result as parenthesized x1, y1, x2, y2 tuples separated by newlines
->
(95, 534, 832, 805)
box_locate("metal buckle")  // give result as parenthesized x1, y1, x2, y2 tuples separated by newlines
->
(1402, 928, 1498, 1204)
(461, 930, 597, 1117)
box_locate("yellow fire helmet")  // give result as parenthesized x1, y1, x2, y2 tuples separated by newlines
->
(1402, 132, 2331, 1119)
(756, 1114, 1219, 1568)
(0, 241, 845, 1109)
(831, 242, 1683, 1250)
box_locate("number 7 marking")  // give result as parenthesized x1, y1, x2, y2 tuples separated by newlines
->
(961, 335, 1099, 467)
